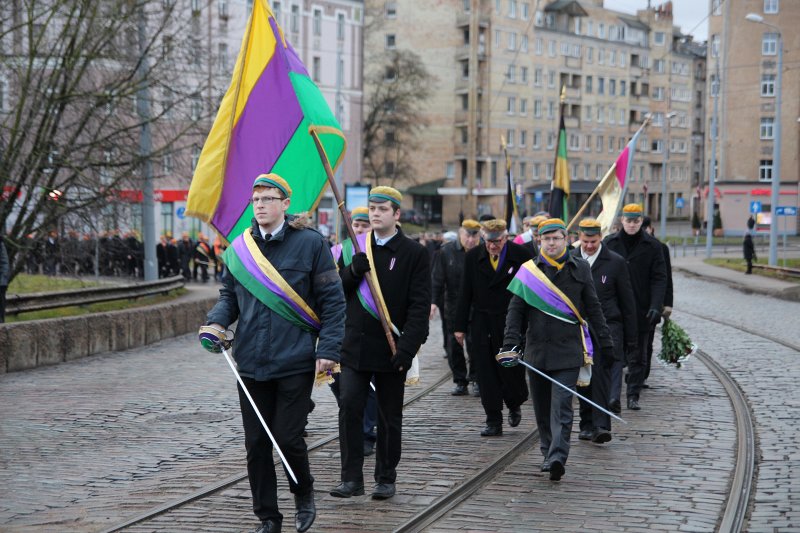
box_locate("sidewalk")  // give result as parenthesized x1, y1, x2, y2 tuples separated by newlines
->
(670, 254, 800, 302)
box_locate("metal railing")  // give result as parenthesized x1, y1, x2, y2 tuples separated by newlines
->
(6, 275, 185, 315)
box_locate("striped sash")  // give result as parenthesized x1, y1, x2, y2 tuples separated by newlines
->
(223, 230, 321, 332)
(507, 259, 594, 364)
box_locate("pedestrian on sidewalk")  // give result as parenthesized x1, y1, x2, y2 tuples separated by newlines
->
(743, 231, 756, 275)
(205, 174, 346, 533)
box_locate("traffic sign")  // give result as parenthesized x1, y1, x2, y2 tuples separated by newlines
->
(776, 206, 797, 216)
(675, 197, 685, 209)
(750, 201, 762, 214)
(534, 191, 543, 202)
(176, 206, 186, 219)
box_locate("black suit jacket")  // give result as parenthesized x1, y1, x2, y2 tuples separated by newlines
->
(572, 245, 637, 347)
(338, 227, 431, 372)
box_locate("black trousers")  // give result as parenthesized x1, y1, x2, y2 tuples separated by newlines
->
(529, 366, 580, 465)
(626, 328, 654, 400)
(0, 285, 6, 323)
(238, 373, 314, 524)
(581, 321, 622, 431)
(339, 365, 406, 484)
(447, 324, 475, 385)
(645, 325, 657, 382)
(471, 312, 528, 427)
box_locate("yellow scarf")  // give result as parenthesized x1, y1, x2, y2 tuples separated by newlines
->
(540, 247, 569, 271)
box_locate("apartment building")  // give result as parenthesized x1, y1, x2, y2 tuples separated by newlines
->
(365, 0, 706, 227)
(705, 0, 798, 235)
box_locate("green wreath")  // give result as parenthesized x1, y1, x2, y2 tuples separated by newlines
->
(658, 319, 696, 368)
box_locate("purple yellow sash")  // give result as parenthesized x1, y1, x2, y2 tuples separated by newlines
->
(223, 230, 321, 332)
(507, 260, 593, 364)
(341, 232, 399, 335)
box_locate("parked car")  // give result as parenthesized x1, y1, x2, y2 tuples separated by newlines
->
(400, 208, 425, 225)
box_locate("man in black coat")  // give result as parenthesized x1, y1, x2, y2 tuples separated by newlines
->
(603, 205, 667, 411)
(330, 186, 430, 501)
(642, 216, 674, 385)
(454, 219, 531, 436)
(743, 231, 756, 274)
(504, 218, 614, 481)
(572, 218, 637, 439)
(431, 219, 481, 396)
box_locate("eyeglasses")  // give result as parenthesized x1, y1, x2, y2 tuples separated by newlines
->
(486, 237, 507, 245)
(251, 195, 284, 205)
(541, 235, 565, 243)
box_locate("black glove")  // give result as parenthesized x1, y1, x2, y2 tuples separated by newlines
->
(350, 252, 371, 277)
(391, 351, 414, 372)
(646, 308, 662, 326)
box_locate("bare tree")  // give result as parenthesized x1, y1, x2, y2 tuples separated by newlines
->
(0, 0, 215, 280)
(362, 49, 434, 188)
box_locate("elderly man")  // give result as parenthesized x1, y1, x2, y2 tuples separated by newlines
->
(455, 219, 531, 436)
(572, 218, 636, 438)
(513, 214, 547, 257)
(503, 218, 613, 481)
(603, 204, 667, 411)
(431, 219, 482, 396)
(205, 173, 346, 533)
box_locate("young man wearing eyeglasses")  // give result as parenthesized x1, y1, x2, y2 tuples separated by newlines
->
(205, 173, 346, 533)
(454, 218, 532, 437)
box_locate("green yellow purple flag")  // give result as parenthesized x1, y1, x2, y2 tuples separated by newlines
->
(548, 112, 570, 222)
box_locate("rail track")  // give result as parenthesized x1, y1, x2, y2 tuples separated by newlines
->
(106, 309, 768, 532)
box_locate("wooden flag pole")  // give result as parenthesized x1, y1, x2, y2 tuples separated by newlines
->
(565, 163, 617, 232)
(309, 128, 397, 356)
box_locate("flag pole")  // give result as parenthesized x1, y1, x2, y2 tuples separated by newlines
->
(309, 128, 398, 356)
(501, 134, 519, 231)
(565, 163, 617, 232)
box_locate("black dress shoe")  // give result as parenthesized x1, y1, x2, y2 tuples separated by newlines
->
(254, 519, 281, 533)
(591, 428, 612, 444)
(363, 439, 375, 457)
(549, 460, 565, 481)
(642, 383, 651, 389)
(329, 481, 365, 498)
(609, 399, 621, 414)
(480, 425, 502, 436)
(540, 461, 551, 472)
(578, 428, 593, 440)
(471, 382, 480, 397)
(627, 398, 641, 410)
(508, 406, 522, 427)
(451, 384, 469, 396)
(294, 491, 315, 533)
(371, 482, 396, 500)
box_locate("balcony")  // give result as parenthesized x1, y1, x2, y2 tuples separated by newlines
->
(564, 56, 582, 70)
(564, 116, 580, 129)
(456, 13, 490, 28)
(564, 86, 581, 100)
(455, 44, 486, 62)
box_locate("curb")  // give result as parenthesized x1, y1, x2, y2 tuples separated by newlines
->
(673, 265, 800, 303)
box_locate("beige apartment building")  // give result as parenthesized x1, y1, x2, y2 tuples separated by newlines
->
(705, 0, 798, 235)
(365, 0, 706, 227)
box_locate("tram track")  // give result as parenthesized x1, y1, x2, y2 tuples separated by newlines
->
(102, 371, 454, 533)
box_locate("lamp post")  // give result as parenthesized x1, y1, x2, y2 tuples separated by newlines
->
(746, 13, 782, 266)
(661, 112, 677, 240)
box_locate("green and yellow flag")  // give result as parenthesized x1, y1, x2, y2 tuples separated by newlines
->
(548, 106, 570, 222)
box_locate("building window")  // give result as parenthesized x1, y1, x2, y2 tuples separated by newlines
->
(598, 77, 605, 95)
(522, 2, 529, 19)
(509, 0, 517, 18)
(192, 146, 201, 171)
(337, 13, 345, 40)
(191, 93, 202, 121)
(547, 70, 555, 88)
(759, 159, 773, 181)
(710, 74, 720, 97)
(162, 153, 173, 174)
(521, 35, 528, 52)
(313, 9, 321, 36)
(547, 132, 555, 149)
(764, 0, 778, 14)
(609, 79, 616, 95)
(291, 5, 300, 33)
(520, 130, 527, 147)
(520, 66, 529, 83)
(534, 68, 543, 86)
(654, 32, 665, 45)
(620, 80, 626, 96)
(506, 64, 516, 82)
(385, 34, 396, 49)
(654, 59, 665, 73)
(217, 42, 228, 73)
(507, 96, 516, 114)
(534, 99, 542, 118)
(386, 2, 397, 18)
(760, 117, 775, 139)
(520, 98, 528, 115)
(312, 56, 321, 82)
(508, 32, 517, 50)
(586, 46, 593, 62)
(761, 74, 776, 96)
(535, 37, 543, 55)
(712, 0, 722, 15)
(762, 32, 778, 55)
(507, 129, 515, 146)
(533, 131, 541, 148)
(711, 35, 720, 57)
(596, 135, 603, 152)
(585, 76, 592, 93)
(218, 0, 228, 18)
(547, 100, 555, 119)
(548, 40, 556, 57)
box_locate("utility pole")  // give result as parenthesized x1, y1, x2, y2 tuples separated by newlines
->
(137, 3, 157, 281)
(705, 59, 720, 259)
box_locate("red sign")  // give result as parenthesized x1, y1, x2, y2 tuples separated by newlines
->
(116, 189, 189, 203)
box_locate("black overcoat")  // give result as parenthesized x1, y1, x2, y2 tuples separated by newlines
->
(503, 254, 613, 372)
(603, 231, 667, 332)
(431, 239, 466, 326)
(338, 227, 431, 372)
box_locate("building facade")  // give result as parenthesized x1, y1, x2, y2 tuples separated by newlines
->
(705, 0, 798, 235)
(365, 0, 706, 228)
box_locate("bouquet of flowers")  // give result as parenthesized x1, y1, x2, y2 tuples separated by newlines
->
(658, 319, 697, 368)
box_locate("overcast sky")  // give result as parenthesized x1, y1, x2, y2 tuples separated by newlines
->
(602, 0, 709, 41)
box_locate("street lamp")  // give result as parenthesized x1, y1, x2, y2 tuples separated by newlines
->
(746, 13, 782, 266)
(661, 111, 678, 240)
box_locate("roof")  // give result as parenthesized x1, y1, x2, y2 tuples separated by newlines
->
(544, 0, 588, 16)
(405, 178, 448, 197)
(618, 16, 650, 32)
